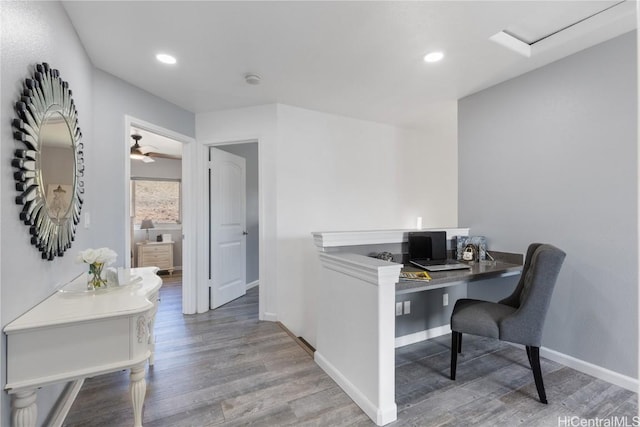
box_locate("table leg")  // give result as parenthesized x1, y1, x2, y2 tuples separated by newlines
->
(129, 362, 146, 427)
(148, 295, 159, 367)
(148, 335, 156, 367)
(12, 390, 37, 427)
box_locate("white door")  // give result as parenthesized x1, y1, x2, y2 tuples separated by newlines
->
(209, 147, 247, 309)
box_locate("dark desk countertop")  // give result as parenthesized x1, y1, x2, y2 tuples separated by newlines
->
(396, 260, 523, 295)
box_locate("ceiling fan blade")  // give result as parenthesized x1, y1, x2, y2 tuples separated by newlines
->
(138, 145, 157, 154)
(141, 155, 155, 163)
(147, 152, 182, 160)
(130, 139, 157, 153)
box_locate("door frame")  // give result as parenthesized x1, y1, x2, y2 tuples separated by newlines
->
(124, 115, 197, 314)
(198, 139, 264, 319)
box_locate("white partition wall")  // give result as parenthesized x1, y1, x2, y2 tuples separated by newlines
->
(315, 253, 401, 425)
(313, 228, 468, 425)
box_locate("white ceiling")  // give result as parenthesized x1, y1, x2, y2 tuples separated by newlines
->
(63, 1, 636, 131)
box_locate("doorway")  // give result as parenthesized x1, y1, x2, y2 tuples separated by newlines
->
(124, 116, 195, 314)
(130, 127, 183, 279)
(209, 142, 260, 310)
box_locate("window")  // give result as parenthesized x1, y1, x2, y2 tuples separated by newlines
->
(132, 179, 181, 224)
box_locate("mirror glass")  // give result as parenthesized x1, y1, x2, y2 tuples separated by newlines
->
(12, 63, 84, 260)
(39, 110, 76, 224)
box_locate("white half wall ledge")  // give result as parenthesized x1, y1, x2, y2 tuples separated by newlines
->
(312, 228, 470, 249)
(318, 252, 402, 285)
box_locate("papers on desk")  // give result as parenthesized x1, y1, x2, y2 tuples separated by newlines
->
(399, 270, 431, 282)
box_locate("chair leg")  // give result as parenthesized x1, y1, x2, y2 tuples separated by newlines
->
(450, 331, 459, 380)
(526, 345, 533, 366)
(528, 346, 547, 404)
(457, 331, 462, 353)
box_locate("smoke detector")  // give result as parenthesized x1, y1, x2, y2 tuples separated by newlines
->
(244, 73, 261, 85)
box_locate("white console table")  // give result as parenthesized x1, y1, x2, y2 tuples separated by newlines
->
(4, 267, 162, 427)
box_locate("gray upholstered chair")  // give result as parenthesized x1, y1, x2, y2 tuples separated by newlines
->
(449, 243, 566, 403)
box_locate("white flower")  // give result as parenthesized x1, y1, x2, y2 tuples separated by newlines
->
(77, 247, 117, 266)
(95, 247, 117, 265)
(77, 248, 97, 264)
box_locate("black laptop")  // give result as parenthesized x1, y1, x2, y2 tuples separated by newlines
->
(408, 231, 470, 272)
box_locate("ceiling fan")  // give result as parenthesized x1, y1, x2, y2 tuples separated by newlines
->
(130, 134, 154, 163)
(130, 134, 181, 162)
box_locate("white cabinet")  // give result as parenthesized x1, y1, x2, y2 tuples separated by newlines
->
(137, 242, 174, 274)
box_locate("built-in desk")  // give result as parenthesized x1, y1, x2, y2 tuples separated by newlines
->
(397, 258, 522, 294)
(312, 229, 522, 426)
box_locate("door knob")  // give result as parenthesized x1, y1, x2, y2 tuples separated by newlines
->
(242, 231, 248, 235)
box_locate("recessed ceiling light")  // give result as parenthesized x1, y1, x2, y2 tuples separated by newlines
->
(156, 53, 177, 65)
(423, 51, 444, 63)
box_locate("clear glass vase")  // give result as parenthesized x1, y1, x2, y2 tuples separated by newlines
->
(87, 262, 108, 290)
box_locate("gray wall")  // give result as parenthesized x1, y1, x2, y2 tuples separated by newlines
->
(458, 32, 637, 378)
(1, 2, 95, 424)
(396, 286, 467, 337)
(1, 2, 195, 425)
(217, 143, 259, 284)
(93, 69, 194, 263)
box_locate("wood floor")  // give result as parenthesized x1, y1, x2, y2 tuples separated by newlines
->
(64, 275, 637, 426)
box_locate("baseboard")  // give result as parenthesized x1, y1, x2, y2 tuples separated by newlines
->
(246, 280, 259, 290)
(395, 324, 451, 348)
(46, 379, 84, 427)
(314, 351, 397, 426)
(539, 346, 638, 393)
(396, 327, 638, 393)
